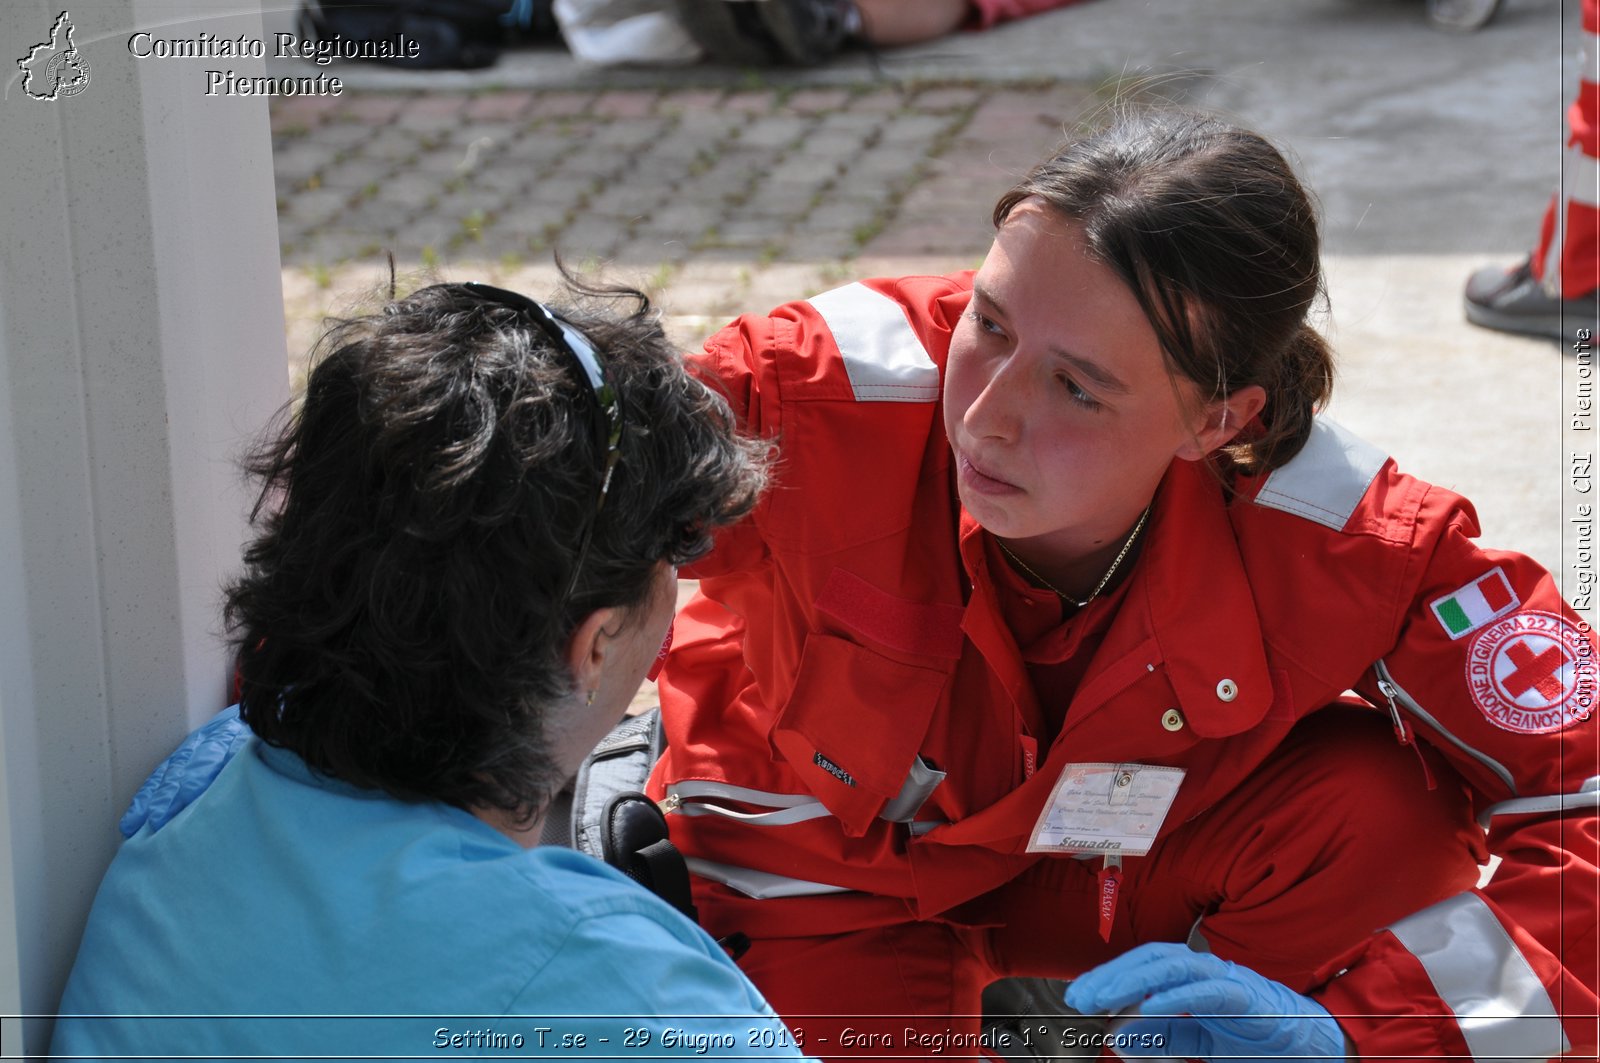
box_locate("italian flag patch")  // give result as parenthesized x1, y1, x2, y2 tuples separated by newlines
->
(1430, 567, 1519, 639)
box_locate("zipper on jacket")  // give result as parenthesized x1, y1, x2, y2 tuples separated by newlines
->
(1372, 660, 1437, 790)
(1375, 672, 1413, 746)
(658, 792, 683, 815)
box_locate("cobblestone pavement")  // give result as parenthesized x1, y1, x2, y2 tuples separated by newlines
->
(268, 78, 1103, 381)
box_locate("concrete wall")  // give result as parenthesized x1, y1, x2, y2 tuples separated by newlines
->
(0, 0, 289, 1053)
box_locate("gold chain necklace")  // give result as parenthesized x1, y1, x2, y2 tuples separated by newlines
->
(997, 506, 1151, 609)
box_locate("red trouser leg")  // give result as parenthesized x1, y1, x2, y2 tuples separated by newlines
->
(1532, 0, 1600, 297)
(726, 918, 998, 1062)
(702, 710, 1483, 1061)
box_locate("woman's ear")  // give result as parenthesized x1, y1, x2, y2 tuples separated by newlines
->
(1177, 384, 1267, 461)
(564, 606, 622, 703)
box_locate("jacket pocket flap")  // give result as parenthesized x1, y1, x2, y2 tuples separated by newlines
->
(771, 633, 948, 837)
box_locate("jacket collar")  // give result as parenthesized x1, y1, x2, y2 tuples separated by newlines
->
(957, 459, 1274, 739)
(1132, 460, 1274, 737)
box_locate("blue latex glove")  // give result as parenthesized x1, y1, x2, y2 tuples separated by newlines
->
(1064, 942, 1347, 1062)
(119, 705, 251, 838)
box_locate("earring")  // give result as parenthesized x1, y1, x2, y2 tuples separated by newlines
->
(585, 690, 596, 706)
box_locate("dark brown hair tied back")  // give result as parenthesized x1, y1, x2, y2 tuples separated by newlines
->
(994, 107, 1335, 475)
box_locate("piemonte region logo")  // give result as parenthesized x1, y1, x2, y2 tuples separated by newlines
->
(18, 12, 91, 101)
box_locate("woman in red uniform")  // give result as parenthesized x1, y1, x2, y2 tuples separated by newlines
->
(649, 109, 1598, 1060)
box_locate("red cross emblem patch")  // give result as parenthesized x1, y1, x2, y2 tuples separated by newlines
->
(1466, 611, 1596, 734)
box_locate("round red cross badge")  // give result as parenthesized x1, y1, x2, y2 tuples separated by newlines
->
(1465, 610, 1595, 734)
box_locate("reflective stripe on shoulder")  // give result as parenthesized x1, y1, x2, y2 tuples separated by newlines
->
(1253, 418, 1387, 531)
(1480, 776, 1600, 829)
(1387, 892, 1570, 1061)
(685, 857, 854, 900)
(807, 283, 941, 403)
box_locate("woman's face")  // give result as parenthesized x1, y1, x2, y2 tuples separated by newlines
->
(943, 202, 1218, 556)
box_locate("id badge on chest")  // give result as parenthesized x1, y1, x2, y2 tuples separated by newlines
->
(1026, 762, 1186, 856)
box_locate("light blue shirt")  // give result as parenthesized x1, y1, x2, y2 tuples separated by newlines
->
(53, 739, 807, 1060)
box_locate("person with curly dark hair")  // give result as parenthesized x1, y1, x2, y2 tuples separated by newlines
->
(51, 278, 796, 1059)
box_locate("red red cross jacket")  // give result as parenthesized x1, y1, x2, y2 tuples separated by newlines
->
(648, 273, 1599, 1060)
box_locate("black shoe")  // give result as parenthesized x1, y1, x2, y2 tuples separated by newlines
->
(754, 0, 858, 65)
(672, 0, 858, 66)
(1464, 259, 1600, 342)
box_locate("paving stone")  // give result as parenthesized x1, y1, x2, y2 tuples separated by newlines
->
(672, 109, 747, 141)
(783, 87, 853, 115)
(554, 217, 628, 257)
(315, 157, 397, 194)
(809, 109, 886, 138)
(287, 229, 378, 266)
(465, 91, 534, 122)
(845, 88, 913, 115)
(522, 170, 600, 204)
(862, 218, 993, 257)
(496, 128, 579, 170)
(394, 110, 469, 133)
(770, 229, 857, 262)
(362, 128, 423, 163)
(741, 263, 833, 308)
(400, 217, 460, 252)
(527, 91, 592, 118)
(592, 90, 660, 119)
(270, 95, 340, 127)
(273, 140, 341, 174)
(656, 89, 725, 118)
(804, 199, 882, 231)
(286, 187, 355, 220)
(718, 91, 775, 115)
(370, 171, 444, 211)
(634, 203, 721, 239)
(878, 113, 961, 147)
(335, 201, 411, 236)
(608, 236, 695, 266)
(839, 147, 927, 184)
(495, 201, 571, 237)
(734, 114, 811, 150)
(587, 182, 664, 217)
(791, 127, 876, 160)
(465, 163, 536, 195)
(330, 94, 406, 124)
(431, 190, 512, 226)
(590, 120, 673, 150)
(912, 86, 984, 113)
(404, 94, 470, 120)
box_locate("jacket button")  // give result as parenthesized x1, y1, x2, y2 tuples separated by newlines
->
(1215, 678, 1238, 702)
(1161, 708, 1185, 731)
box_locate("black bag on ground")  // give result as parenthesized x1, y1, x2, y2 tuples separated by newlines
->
(298, 0, 510, 69)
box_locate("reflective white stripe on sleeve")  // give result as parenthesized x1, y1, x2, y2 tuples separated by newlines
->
(1565, 142, 1600, 210)
(685, 857, 854, 899)
(1387, 892, 1570, 1060)
(667, 780, 833, 826)
(1252, 419, 1387, 531)
(807, 283, 941, 402)
(1479, 776, 1600, 828)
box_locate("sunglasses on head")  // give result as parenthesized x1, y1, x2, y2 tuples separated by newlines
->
(454, 282, 625, 610)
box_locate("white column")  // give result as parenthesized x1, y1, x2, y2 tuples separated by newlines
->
(0, 0, 289, 1053)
